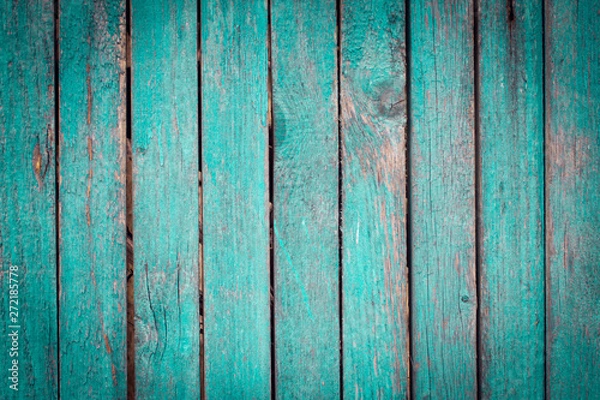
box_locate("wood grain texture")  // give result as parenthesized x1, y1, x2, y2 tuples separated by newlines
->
(271, 0, 340, 397)
(59, 0, 126, 397)
(202, 0, 271, 398)
(546, 0, 600, 397)
(0, 1, 57, 398)
(478, 1, 545, 398)
(131, 0, 200, 397)
(340, 0, 409, 398)
(409, 1, 477, 398)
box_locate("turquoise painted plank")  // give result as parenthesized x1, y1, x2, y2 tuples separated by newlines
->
(409, 1, 477, 398)
(59, 0, 127, 397)
(131, 0, 200, 397)
(340, 0, 409, 398)
(546, 0, 600, 397)
(271, 0, 339, 397)
(202, 0, 271, 398)
(478, 1, 545, 398)
(0, 1, 57, 398)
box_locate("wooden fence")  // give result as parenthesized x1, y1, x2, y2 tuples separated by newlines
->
(1, 0, 599, 398)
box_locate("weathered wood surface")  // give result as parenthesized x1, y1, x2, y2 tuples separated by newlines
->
(131, 0, 200, 397)
(340, 0, 409, 398)
(546, 0, 600, 397)
(58, 0, 127, 397)
(409, 0, 477, 398)
(2, 2, 600, 397)
(0, 1, 57, 398)
(271, 0, 340, 397)
(478, 0, 545, 398)
(202, 0, 271, 398)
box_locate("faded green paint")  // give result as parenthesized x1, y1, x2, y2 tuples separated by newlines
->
(409, 0, 477, 398)
(202, 0, 271, 398)
(0, 1, 57, 398)
(3, 2, 600, 397)
(271, 0, 340, 397)
(59, 0, 127, 397)
(546, 0, 600, 397)
(341, 0, 409, 398)
(131, 0, 200, 397)
(479, 1, 545, 398)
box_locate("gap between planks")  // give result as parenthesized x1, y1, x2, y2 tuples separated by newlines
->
(267, 0, 276, 398)
(336, 0, 344, 397)
(125, 0, 134, 397)
(473, 0, 482, 397)
(53, 0, 61, 396)
(404, 0, 414, 397)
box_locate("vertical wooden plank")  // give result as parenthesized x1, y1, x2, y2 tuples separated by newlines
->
(0, 1, 57, 398)
(478, 1, 545, 398)
(202, 0, 271, 397)
(131, 0, 200, 397)
(409, 1, 477, 398)
(340, 0, 409, 398)
(271, 0, 339, 398)
(546, 0, 600, 397)
(59, 0, 126, 397)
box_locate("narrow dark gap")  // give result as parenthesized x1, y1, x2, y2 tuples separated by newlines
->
(336, 0, 344, 398)
(267, 0, 276, 398)
(473, 0, 483, 398)
(541, 0, 548, 398)
(53, 0, 61, 397)
(197, 1, 206, 398)
(403, 0, 414, 398)
(125, 0, 134, 398)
